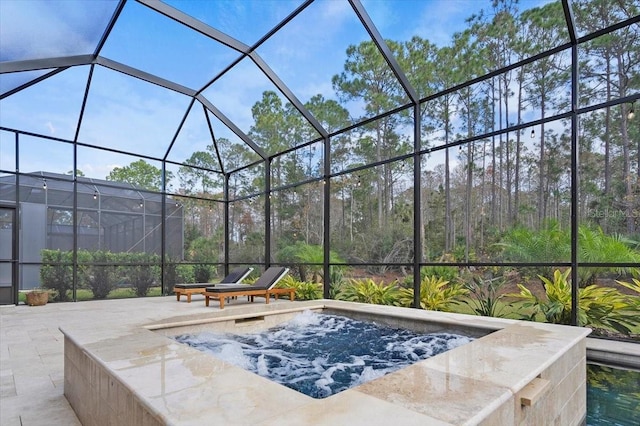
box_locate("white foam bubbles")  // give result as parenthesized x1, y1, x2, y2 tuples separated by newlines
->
(174, 311, 473, 399)
(215, 342, 253, 370)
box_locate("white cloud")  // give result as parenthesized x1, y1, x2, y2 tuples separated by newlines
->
(0, 0, 117, 62)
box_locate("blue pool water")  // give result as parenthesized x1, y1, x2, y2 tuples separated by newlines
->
(587, 363, 640, 426)
(175, 310, 472, 398)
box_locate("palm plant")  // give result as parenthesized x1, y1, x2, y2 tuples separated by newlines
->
(497, 220, 570, 278)
(398, 275, 468, 311)
(577, 227, 640, 284)
(499, 222, 640, 286)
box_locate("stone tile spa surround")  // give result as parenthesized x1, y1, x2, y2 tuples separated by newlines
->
(61, 300, 590, 426)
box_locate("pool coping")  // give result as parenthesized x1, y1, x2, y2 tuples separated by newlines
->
(586, 337, 640, 369)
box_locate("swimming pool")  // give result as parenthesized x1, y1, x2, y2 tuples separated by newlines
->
(586, 363, 640, 425)
(174, 310, 473, 398)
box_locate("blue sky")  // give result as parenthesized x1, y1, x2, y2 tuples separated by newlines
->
(0, 0, 554, 181)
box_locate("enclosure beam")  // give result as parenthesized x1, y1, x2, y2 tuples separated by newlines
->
(323, 136, 331, 299)
(265, 160, 272, 268)
(160, 164, 167, 296)
(224, 174, 230, 276)
(413, 104, 422, 309)
(0, 54, 94, 74)
(13, 132, 20, 305)
(349, 0, 419, 104)
(72, 146, 79, 302)
(564, 0, 579, 327)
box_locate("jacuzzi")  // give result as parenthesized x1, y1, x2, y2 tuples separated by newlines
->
(61, 299, 591, 425)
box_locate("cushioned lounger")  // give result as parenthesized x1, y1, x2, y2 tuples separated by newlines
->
(173, 266, 253, 302)
(203, 266, 293, 309)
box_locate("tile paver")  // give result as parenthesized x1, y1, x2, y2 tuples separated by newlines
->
(2, 296, 637, 425)
(0, 295, 267, 426)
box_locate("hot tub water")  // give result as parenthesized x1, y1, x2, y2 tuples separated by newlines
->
(175, 310, 472, 398)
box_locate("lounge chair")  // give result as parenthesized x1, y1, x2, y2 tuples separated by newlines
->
(173, 267, 253, 303)
(203, 266, 293, 309)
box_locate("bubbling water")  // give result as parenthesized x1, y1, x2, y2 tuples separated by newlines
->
(174, 310, 472, 399)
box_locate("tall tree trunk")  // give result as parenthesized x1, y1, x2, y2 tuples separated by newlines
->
(498, 80, 504, 231)
(465, 141, 473, 261)
(445, 97, 453, 252)
(445, 145, 452, 252)
(502, 73, 512, 227)
(619, 97, 634, 233)
(376, 124, 384, 227)
(538, 96, 547, 227)
(491, 78, 497, 225)
(604, 52, 612, 232)
(514, 69, 524, 225)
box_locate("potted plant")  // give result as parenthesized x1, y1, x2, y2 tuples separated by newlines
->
(25, 288, 49, 306)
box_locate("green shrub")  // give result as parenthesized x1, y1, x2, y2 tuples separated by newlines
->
(194, 263, 214, 283)
(175, 264, 195, 283)
(87, 251, 116, 299)
(509, 269, 639, 334)
(399, 275, 468, 311)
(276, 276, 322, 300)
(163, 263, 176, 289)
(339, 278, 400, 305)
(127, 253, 160, 297)
(40, 249, 73, 301)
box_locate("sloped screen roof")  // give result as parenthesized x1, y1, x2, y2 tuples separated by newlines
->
(0, 0, 638, 185)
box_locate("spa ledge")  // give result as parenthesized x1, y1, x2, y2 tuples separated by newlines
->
(60, 300, 591, 426)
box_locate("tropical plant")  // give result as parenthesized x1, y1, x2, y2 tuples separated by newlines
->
(276, 276, 322, 301)
(461, 273, 513, 317)
(401, 261, 459, 289)
(509, 269, 639, 334)
(339, 278, 400, 305)
(399, 275, 468, 311)
(420, 262, 459, 283)
(615, 277, 640, 311)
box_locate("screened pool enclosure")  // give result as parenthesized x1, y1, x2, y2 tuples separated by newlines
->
(0, 172, 184, 291)
(0, 0, 638, 340)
